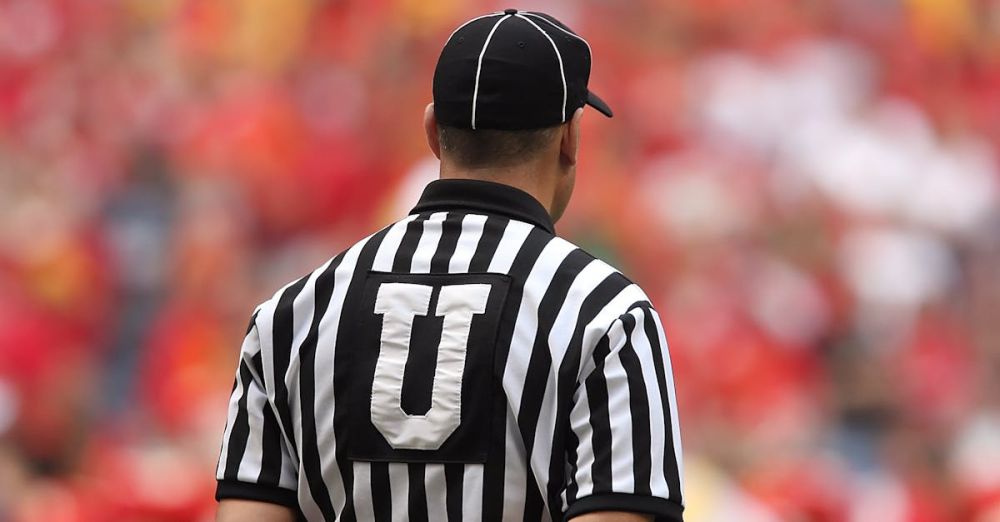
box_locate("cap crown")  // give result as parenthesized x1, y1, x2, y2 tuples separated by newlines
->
(433, 10, 598, 131)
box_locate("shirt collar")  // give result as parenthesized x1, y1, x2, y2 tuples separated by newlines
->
(410, 179, 555, 234)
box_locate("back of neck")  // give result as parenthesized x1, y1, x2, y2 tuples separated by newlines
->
(438, 161, 556, 217)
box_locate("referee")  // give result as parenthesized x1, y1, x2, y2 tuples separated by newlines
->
(216, 9, 683, 522)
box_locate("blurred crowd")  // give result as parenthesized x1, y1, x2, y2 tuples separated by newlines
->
(0, 0, 998, 520)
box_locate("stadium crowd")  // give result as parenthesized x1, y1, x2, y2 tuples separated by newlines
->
(0, 0, 998, 520)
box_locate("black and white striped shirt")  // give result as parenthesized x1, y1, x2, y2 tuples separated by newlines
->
(217, 179, 684, 521)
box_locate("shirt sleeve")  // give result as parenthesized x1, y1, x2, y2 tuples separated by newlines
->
(216, 313, 299, 509)
(565, 305, 684, 522)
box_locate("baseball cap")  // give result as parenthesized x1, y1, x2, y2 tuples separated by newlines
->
(433, 8, 613, 131)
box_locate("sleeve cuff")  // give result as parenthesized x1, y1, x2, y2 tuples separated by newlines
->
(566, 493, 684, 522)
(215, 479, 299, 510)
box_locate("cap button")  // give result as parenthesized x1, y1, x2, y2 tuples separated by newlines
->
(504, 8, 517, 15)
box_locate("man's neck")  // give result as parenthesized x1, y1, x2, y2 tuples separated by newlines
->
(438, 162, 557, 218)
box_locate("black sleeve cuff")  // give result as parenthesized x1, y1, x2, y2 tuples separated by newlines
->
(215, 479, 299, 510)
(565, 493, 684, 522)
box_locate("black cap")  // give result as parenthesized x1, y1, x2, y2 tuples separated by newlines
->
(433, 9, 613, 131)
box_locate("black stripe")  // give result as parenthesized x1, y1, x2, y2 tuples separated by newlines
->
(549, 273, 634, 520)
(591, 301, 651, 370)
(565, 416, 581, 505)
(584, 331, 613, 493)
(641, 308, 683, 503)
(566, 327, 611, 505)
(408, 464, 428, 522)
(224, 360, 253, 480)
(515, 249, 592, 455)
(258, 397, 285, 486)
(298, 252, 348, 519)
(254, 351, 284, 486)
(514, 248, 594, 521)
(564, 492, 684, 522)
(271, 275, 311, 456)
(592, 327, 613, 364)
(250, 351, 265, 382)
(430, 213, 465, 273)
(467, 216, 506, 272)
(371, 462, 391, 522)
(618, 313, 653, 495)
(445, 464, 463, 522)
(480, 226, 552, 521)
(522, 479, 545, 522)
(333, 227, 394, 522)
(393, 214, 430, 272)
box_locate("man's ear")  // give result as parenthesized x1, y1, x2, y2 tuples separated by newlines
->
(560, 108, 585, 167)
(424, 103, 441, 159)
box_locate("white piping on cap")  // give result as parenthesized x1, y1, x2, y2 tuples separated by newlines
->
(471, 14, 512, 130)
(515, 13, 567, 123)
(522, 12, 592, 57)
(445, 12, 503, 44)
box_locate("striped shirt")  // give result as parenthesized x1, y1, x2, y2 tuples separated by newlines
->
(216, 179, 684, 521)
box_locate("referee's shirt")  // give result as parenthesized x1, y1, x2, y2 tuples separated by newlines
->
(217, 179, 684, 521)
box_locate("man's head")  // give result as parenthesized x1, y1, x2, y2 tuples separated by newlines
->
(425, 9, 611, 223)
(424, 104, 583, 223)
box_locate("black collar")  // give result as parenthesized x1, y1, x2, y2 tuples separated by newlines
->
(410, 179, 555, 234)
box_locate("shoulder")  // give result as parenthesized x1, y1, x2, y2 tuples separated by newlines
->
(249, 225, 392, 333)
(546, 234, 655, 321)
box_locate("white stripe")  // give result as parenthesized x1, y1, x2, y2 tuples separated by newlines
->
(284, 268, 327, 521)
(547, 260, 616, 365)
(500, 410, 529, 521)
(254, 274, 313, 472)
(486, 220, 534, 273)
(236, 379, 268, 482)
(568, 375, 596, 498)
(576, 284, 649, 379)
(652, 312, 684, 499)
(314, 237, 374, 514)
(522, 12, 593, 57)
(493, 223, 562, 521)
(236, 347, 299, 490)
(352, 462, 375, 521)
(531, 260, 615, 508)
(217, 326, 264, 477)
(502, 238, 577, 412)
(217, 348, 249, 477)
(529, 259, 615, 509)
(410, 211, 448, 273)
(461, 464, 484, 520)
(471, 15, 513, 129)
(425, 464, 449, 522)
(278, 451, 297, 490)
(448, 214, 487, 273)
(252, 277, 317, 517)
(285, 267, 327, 453)
(388, 463, 409, 522)
(629, 310, 670, 499)
(446, 12, 503, 44)
(604, 347, 636, 493)
(515, 14, 568, 122)
(372, 214, 421, 271)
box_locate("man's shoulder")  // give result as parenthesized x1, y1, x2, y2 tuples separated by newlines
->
(544, 234, 654, 318)
(550, 235, 638, 285)
(249, 229, 382, 327)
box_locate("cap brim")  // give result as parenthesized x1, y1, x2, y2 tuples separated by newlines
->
(586, 91, 613, 118)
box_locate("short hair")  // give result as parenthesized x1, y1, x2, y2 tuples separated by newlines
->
(437, 124, 560, 169)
